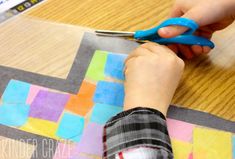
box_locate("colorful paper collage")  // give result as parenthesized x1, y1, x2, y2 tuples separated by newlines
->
(91, 103, 122, 124)
(85, 50, 107, 81)
(66, 81, 96, 116)
(2, 80, 30, 104)
(233, 136, 235, 159)
(56, 112, 85, 142)
(29, 90, 69, 122)
(0, 50, 234, 159)
(72, 122, 104, 156)
(20, 117, 59, 140)
(0, 103, 29, 126)
(104, 53, 127, 80)
(167, 119, 194, 142)
(26, 85, 48, 105)
(93, 81, 124, 107)
(193, 127, 232, 159)
(171, 140, 192, 159)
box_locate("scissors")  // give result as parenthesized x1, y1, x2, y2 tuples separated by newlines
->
(95, 17, 215, 48)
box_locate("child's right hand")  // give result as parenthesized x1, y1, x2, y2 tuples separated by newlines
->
(158, 0, 235, 59)
(124, 43, 184, 116)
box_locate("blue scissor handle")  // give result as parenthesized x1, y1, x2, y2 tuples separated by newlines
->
(134, 17, 215, 48)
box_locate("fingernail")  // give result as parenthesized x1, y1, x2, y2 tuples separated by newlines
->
(203, 46, 211, 54)
(159, 28, 170, 35)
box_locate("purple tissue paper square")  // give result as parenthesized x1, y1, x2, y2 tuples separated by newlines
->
(29, 90, 69, 122)
(73, 122, 104, 156)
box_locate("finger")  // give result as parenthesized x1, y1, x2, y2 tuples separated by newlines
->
(167, 44, 179, 54)
(159, 5, 216, 39)
(202, 46, 211, 54)
(181, 5, 227, 27)
(125, 46, 151, 65)
(178, 44, 194, 59)
(123, 57, 135, 75)
(191, 45, 203, 56)
(141, 42, 177, 56)
(170, 5, 184, 18)
(159, 4, 187, 38)
(158, 26, 188, 38)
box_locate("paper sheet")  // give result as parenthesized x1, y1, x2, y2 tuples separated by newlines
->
(104, 53, 127, 80)
(20, 117, 59, 140)
(85, 50, 107, 81)
(2, 79, 30, 104)
(0, 103, 29, 126)
(73, 122, 103, 156)
(91, 103, 122, 124)
(56, 113, 84, 142)
(193, 127, 232, 159)
(171, 140, 192, 159)
(93, 81, 124, 107)
(66, 81, 95, 116)
(167, 118, 194, 142)
(29, 90, 69, 122)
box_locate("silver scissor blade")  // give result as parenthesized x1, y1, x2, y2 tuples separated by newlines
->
(95, 30, 135, 37)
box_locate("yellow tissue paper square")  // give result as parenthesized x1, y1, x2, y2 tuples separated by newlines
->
(172, 139, 192, 159)
(193, 127, 232, 159)
(19, 118, 59, 140)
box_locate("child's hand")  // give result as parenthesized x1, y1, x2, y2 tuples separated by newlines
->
(158, 0, 235, 59)
(124, 42, 184, 116)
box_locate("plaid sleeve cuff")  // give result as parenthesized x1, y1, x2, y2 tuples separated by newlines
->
(103, 107, 173, 159)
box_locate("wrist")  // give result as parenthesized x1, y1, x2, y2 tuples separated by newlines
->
(124, 92, 170, 116)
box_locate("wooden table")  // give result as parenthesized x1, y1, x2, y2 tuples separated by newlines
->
(1, 0, 235, 121)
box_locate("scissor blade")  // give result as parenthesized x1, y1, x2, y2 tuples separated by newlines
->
(95, 30, 135, 37)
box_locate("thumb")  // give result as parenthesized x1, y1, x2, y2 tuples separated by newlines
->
(158, 25, 188, 38)
(158, 8, 204, 38)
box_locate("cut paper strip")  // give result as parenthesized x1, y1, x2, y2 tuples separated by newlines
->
(233, 136, 235, 159)
(166, 118, 194, 142)
(172, 140, 192, 159)
(2, 80, 30, 104)
(91, 103, 123, 124)
(29, 90, 69, 122)
(56, 113, 85, 142)
(66, 81, 96, 116)
(20, 117, 59, 140)
(0, 103, 29, 126)
(93, 81, 124, 107)
(104, 53, 127, 80)
(26, 85, 48, 105)
(193, 127, 232, 159)
(85, 50, 108, 81)
(73, 122, 103, 156)
(53, 142, 75, 159)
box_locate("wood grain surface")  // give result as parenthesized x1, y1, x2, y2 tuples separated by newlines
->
(0, 16, 84, 78)
(2, 0, 235, 121)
